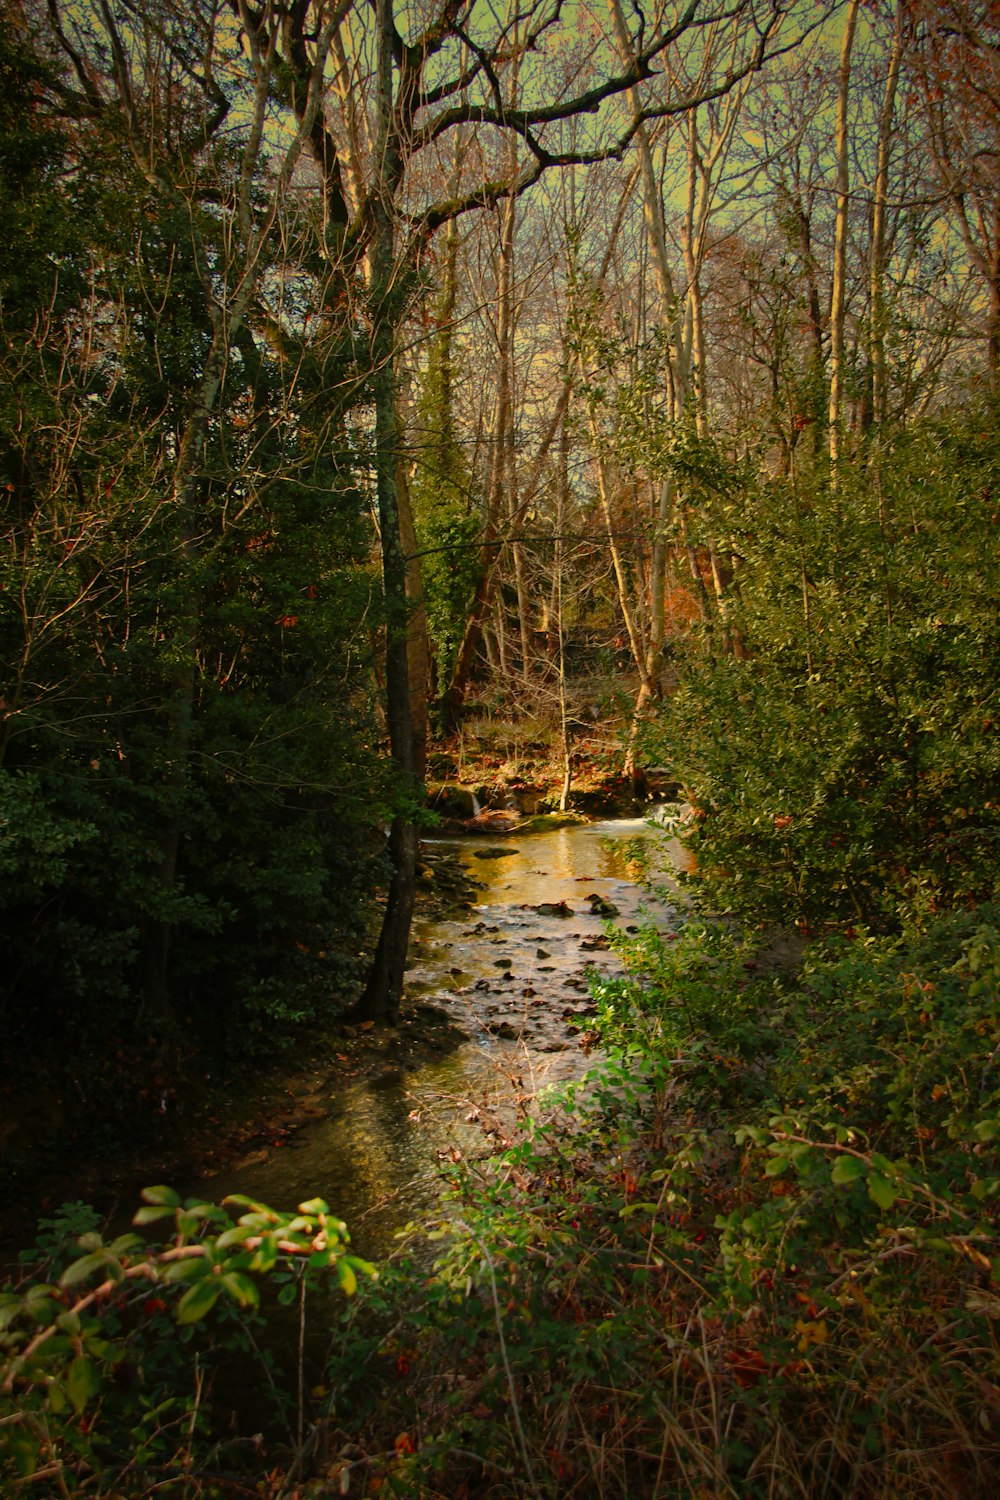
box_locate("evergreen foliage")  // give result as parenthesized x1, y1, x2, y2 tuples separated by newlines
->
(0, 18, 388, 1146)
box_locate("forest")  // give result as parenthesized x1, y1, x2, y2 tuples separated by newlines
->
(2, 0, 1000, 1495)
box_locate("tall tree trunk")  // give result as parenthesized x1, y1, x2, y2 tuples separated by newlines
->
(610, 0, 697, 706)
(356, 0, 418, 1025)
(556, 413, 572, 811)
(492, 161, 531, 683)
(870, 1, 904, 431)
(829, 0, 861, 473)
(396, 457, 429, 781)
(989, 203, 1000, 392)
(438, 376, 571, 729)
(789, 196, 827, 457)
(580, 370, 652, 699)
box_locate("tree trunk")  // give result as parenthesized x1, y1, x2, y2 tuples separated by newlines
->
(829, 0, 861, 473)
(989, 203, 1000, 392)
(870, 1, 904, 431)
(580, 375, 653, 700)
(556, 413, 572, 811)
(438, 375, 571, 729)
(396, 457, 429, 781)
(356, 0, 418, 1026)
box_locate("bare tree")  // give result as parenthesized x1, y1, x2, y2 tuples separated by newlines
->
(829, 0, 861, 470)
(907, 0, 1000, 391)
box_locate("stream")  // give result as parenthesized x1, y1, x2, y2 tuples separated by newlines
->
(190, 814, 682, 1260)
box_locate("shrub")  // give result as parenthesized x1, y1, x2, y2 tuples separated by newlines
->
(1, 1189, 371, 1497)
(651, 419, 1000, 930)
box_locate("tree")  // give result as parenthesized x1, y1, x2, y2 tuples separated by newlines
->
(4, 0, 843, 1050)
(409, 213, 481, 705)
(0, 5, 385, 1124)
(326, 0, 827, 1016)
(909, 0, 1000, 391)
(829, 0, 862, 469)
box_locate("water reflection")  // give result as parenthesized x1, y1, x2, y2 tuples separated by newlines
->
(194, 816, 681, 1259)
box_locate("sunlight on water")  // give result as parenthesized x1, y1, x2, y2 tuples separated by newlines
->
(194, 816, 683, 1259)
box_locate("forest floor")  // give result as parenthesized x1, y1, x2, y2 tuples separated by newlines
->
(426, 693, 679, 825)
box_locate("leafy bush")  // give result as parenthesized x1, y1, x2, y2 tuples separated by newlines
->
(0, 1189, 372, 1497)
(321, 914, 1000, 1497)
(0, 19, 391, 1144)
(651, 419, 1000, 930)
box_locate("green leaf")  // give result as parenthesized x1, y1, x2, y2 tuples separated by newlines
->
(214, 1224, 256, 1251)
(867, 1174, 897, 1210)
(298, 1197, 330, 1216)
(220, 1272, 259, 1310)
(66, 1355, 101, 1413)
(133, 1205, 176, 1227)
(8, 1428, 40, 1476)
(109, 1234, 144, 1257)
(141, 1185, 181, 1207)
(25, 1283, 59, 1305)
(831, 1155, 866, 1185)
(223, 1194, 272, 1215)
(249, 1238, 279, 1273)
(336, 1260, 357, 1296)
(60, 1251, 110, 1288)
(0, 1294, 24, 1331)
(277, 1281, 298, 1307)
(162, 1257, 209, 1283)
(181, 1201, 227, 1225)
(176, 1280, 220, 1325)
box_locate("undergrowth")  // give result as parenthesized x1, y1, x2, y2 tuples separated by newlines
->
(4, 925, 998, 1496)
(325, 913, 1000, 1498)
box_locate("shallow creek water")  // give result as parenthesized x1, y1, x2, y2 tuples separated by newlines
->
(192, 816, 682, 1260)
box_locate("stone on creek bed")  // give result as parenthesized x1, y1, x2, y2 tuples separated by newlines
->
(470, 846, 519, 859)
(486, 1020, 521, 1039)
